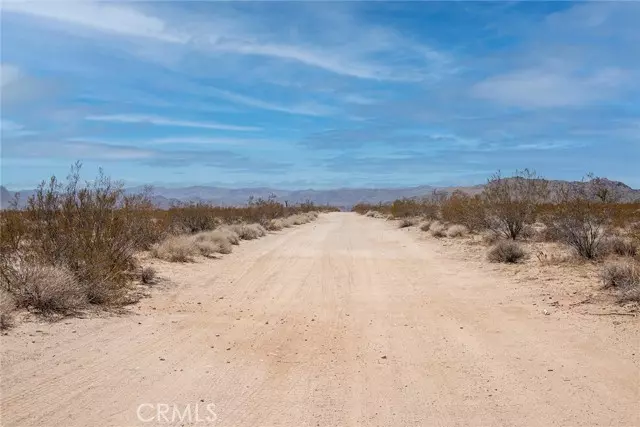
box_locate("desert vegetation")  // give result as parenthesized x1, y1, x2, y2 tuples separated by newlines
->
(354, 170, 640, 304)
(0, 164, 333, 326)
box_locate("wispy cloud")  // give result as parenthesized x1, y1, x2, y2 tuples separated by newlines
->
(85, 114, 260, 131)
(2, 0, 185, 43)
(208, 88, 336, 117)
(472, 68, 628, 108)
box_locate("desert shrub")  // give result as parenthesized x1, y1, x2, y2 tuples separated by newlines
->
(267, 218, 285, 230)
(487, 241, 527, 263)
(0, 288, 15, 330)
(391, 199, 422, 218)
(446, 224, 468, 238)
(534, 223, 562, 242)
(600, 262, 639, 301)
(0, 164, 157, 305)
(365, 210, 376, 217)
(483, 169, 549, 240)
(352, 203, 392, 216)
(9, 264, 86, 313)
(168, 202, 220, 234)
(481, 231, 501, 245)
(193, 230, 234, 255)
(602, 236, 638, 258)
(419, 221, 432, 232)
(140, 267, 157, 284)
(545, 176, 615, 259)
(398, 218, 418, 228)
(230, 223, 267, 240)
(215, 226, 241, 245)
(440, 191, 487, 232)
(151, 235, 197, 262)
(429, 221, 446, 238)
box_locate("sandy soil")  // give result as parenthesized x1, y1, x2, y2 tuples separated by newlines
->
(1, 212, 638, 426)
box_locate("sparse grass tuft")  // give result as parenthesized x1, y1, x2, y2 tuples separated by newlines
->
(488, 241, 527, 263)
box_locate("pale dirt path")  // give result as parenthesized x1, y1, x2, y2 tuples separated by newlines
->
(1, 212, 638, 427)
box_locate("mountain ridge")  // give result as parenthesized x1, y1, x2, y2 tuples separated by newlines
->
(1, 178, 638, 210)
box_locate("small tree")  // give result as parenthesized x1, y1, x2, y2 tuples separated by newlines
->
(483, 169, 549, 240)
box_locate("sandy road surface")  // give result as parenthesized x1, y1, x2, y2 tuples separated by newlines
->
(1, 212, 638, 426)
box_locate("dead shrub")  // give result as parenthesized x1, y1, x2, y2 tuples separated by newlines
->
(429, 221, 446, 238)
(488, 241, 527, 263)
(140, 267, 157, 284)
(230, 223, 267, 240)
(398, 218, 418, 228)
(267, 218, 285, 230)
(216, 226, 241, 245)
(602, 236, 638, 258)
(10, 264, 87, 313)
(483, 169, 549, 240)
(193, 231, 234, 255)
(600, 262, 639, 288)
(0, 288, 15, 330)
(446, 224, 468, 238)
(600, 262, 639, 303)
(481, 231, 501, 245)
(535, 251, 571, 266)
(151, 235, 197, 262)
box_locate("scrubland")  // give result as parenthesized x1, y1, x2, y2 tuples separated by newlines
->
(0, 164, 332, 328)
(354, 170, 640, 310)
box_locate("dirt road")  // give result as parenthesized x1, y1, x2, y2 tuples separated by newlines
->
(1, 213, 638, 426)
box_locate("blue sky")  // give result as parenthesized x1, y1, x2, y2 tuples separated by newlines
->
(1, 1, 639, 189)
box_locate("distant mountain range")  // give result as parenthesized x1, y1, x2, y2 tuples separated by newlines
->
(2, 178, 638, 210)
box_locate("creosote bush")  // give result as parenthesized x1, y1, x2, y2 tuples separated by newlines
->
(545, 176, 614, 259)
(487, 241, 527, 264)
(0, 163, 158, 308)
(483, 169, 549, 240)
(440, 191, 487, 232)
